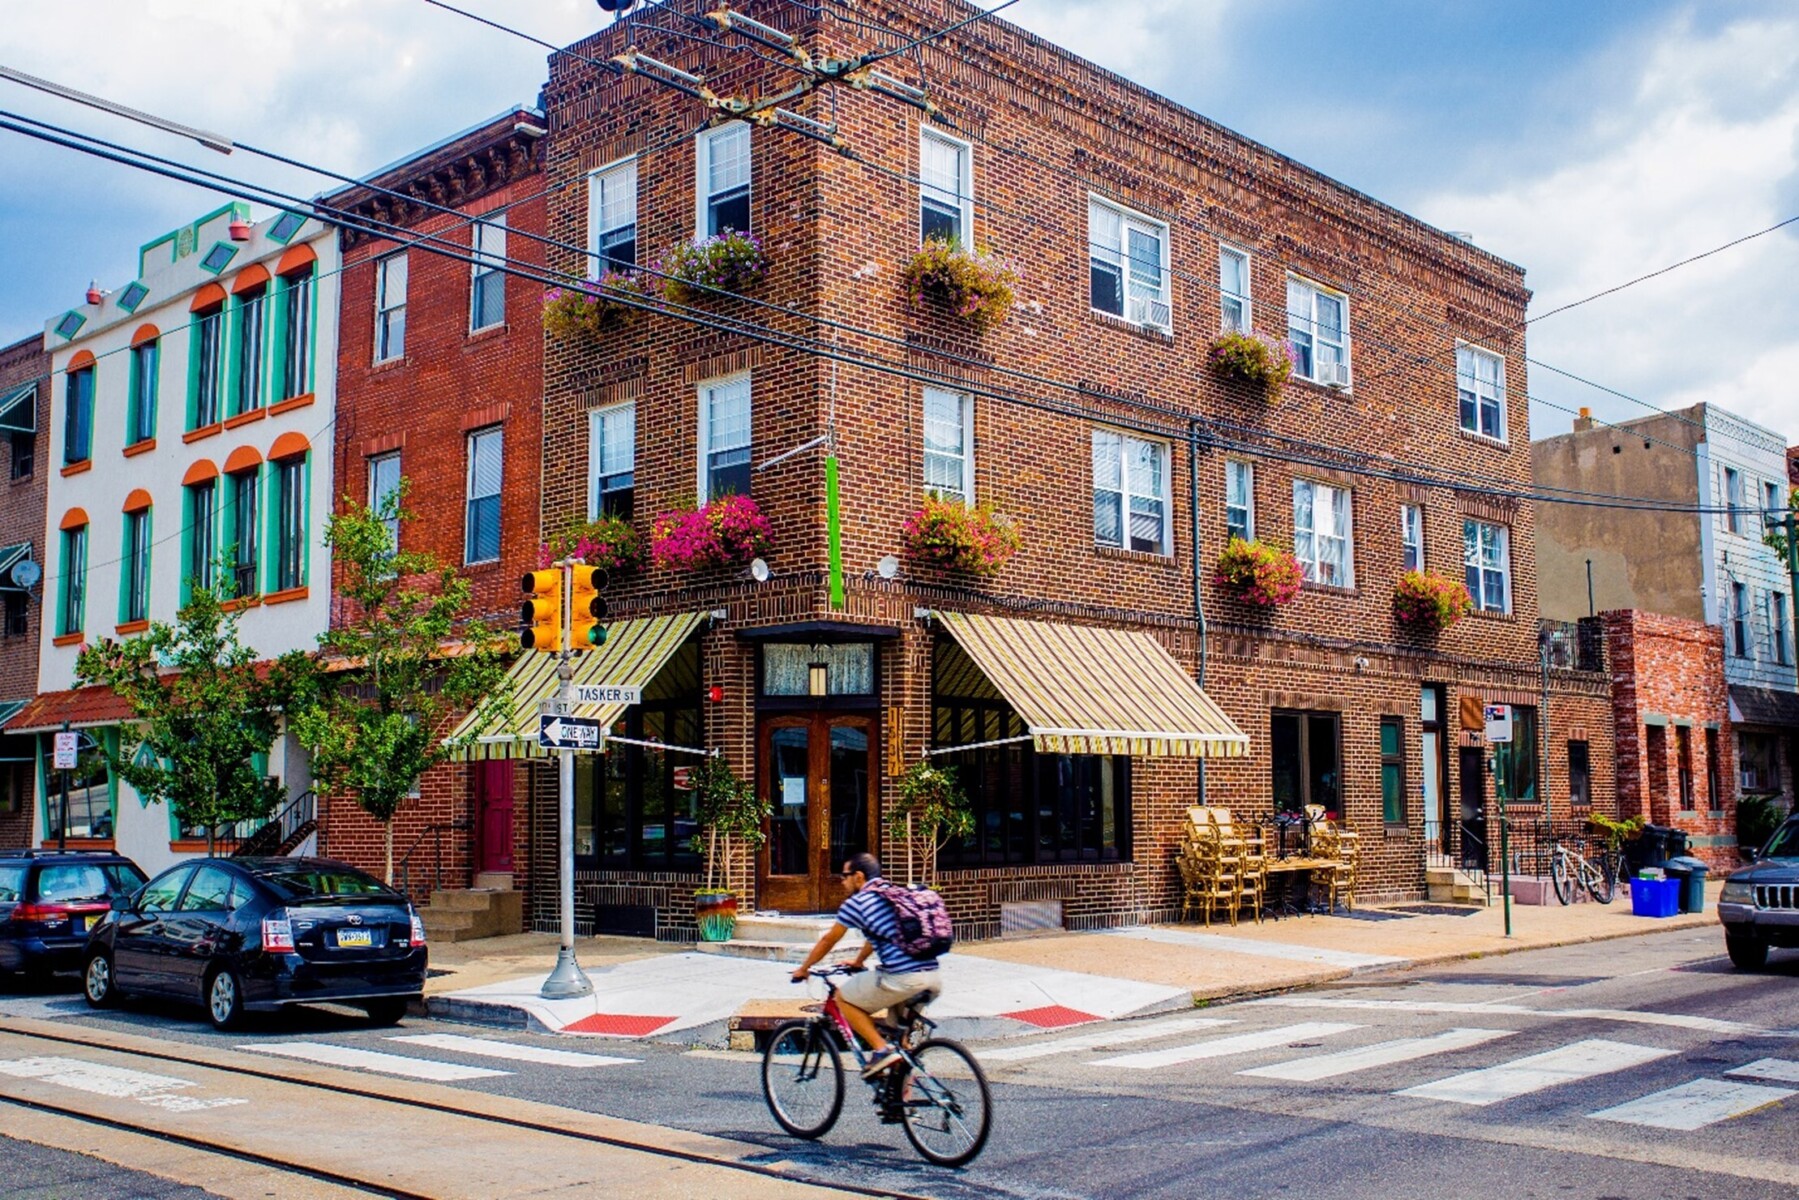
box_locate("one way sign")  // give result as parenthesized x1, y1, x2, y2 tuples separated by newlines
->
(539, 714, 603, 751)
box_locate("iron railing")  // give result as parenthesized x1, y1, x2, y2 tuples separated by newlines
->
(230, 791, 318, 858)
(397, 820, 470, 901)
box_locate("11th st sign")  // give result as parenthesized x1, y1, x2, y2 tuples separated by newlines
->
(539, 714, 603, 751)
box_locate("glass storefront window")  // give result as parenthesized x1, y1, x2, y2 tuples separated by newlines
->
(573, 644, 702, 871)
(1493, 705, 1539, 805)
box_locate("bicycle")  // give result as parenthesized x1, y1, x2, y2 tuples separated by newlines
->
(761, 966, 993, 1167)
(1550, 837, 1617, 905)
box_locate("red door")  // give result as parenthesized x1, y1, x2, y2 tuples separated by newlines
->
(474, 762, 514, 875)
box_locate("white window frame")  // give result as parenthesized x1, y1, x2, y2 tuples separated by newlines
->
(1219, 244, 1252, 334)
(464, 427, 503, 565)
(697, 372, 752, 500)
(1455, 342, 1506, 442)
(1225, 459, 1255, 542)
(1773, 590, 1791, 666)
(375, 252, 407, 362)
(1463, 518, 1512, 615)
(586, 157, 639, 278)
(1293, 479, 1356, 588)
(470, 214, 507, 332)
(921, 387, 974, 504)
(1401, 504, 1424, 572)
(1092, 428, 1171, 556)
(695, 122, 752, 239)
(1088, 196, 1171, 332)
(1723, 467, 1743, 534)
(1287, 276, 1351, 389)
(588, 401, 636, 520)
(918, 128, 973, 248)
(368, 452, 401, 549)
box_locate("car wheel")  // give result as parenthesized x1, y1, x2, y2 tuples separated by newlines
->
(83, 952, 119, 1009)
(362, 998, 410, 1027)
(1726, 931, 1769, 971)
(206, 966, 246, 1031)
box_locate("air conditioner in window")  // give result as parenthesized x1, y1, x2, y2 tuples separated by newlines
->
(1741, 770, 1764, 791)
(1129, 295, 1172, 331)
(1324, 361, 1351, 389)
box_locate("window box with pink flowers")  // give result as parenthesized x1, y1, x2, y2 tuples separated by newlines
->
(902, 494, 1021, 575)
(651, 494, 773, 572)
(1214, 536, 1303, 608)
(1207, 331, 1296, 401)
(1392, 570, 1474, 633)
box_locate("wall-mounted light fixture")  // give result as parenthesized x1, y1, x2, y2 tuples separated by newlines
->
(808, 662, 829, 696)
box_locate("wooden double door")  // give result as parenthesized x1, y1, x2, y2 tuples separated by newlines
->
(757, 713, 878, 913)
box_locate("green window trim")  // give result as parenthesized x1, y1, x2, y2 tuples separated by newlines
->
(180, 480, 220, 606)
(57, 524, 88, 637)
(266, 454, 310, 591)
(125, 339, 159, 447)
(1379, 715, 1405, 826)
(270, 266, 318, 402)
(117, 508, 153, 626)
(224, 468, 260, 600)
(226, 288, 270, 420)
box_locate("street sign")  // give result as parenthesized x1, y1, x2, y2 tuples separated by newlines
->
(572, 683, 642, 706)
(52, 731, 78, 770)
(672, 765, 693, 791)
(538, 714, 603, 751)
(538, 696, 571, 717)
(1483, 704, 1513, 744)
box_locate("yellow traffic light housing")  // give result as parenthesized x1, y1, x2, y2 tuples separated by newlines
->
(569, 565, 608, 650)
(519, 569, 563, 653)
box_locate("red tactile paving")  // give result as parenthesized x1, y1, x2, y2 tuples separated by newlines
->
(561, 1013, 677, 1037)
(1003, 1005, 1100, 1029)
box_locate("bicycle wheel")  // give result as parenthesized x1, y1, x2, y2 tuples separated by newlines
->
(1549, 852, 1574, 905)
(1584, 855, 1616, 904)
(762, 1020, 844, 1140)
(898, 1038, 993, 1168)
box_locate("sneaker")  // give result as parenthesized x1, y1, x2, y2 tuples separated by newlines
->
(861, 1048, 904, 1079)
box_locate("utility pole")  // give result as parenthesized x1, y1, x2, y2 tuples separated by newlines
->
(1768, 509, 1799, 689)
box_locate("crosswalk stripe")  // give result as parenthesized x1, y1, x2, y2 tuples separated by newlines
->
(1238, 1027, 1517, 1083)
(1088, 1022, 1362, 1071)
(388, 1034, 638, 1068)
(241, 1041, 509, 1081)
(983, 1017, 1237, 1063)
(1250, 996, 1766, 1036)
(1396, 1039, 1672, 1106)
(1589, 1078, 1797, 1130)
(1726, 1058, 1799, 1085)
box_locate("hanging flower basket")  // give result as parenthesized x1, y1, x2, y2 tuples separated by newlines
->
(541, 273, 655, 342)
(1392, 570, 1474, 633)
(651, 494, 773, 571)
(903, 240, 1018, 333)
(902, 494, 1021, 575)
(661, 231, 768, 303)
(1207, 331, 1296, 401)
(539, 515, 642, 574)
(1214, 537, 1303, 608)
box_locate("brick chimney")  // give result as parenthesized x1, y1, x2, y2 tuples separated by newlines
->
(1574, 406, 1594, 432)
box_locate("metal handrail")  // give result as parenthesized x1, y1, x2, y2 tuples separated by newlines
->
(397, 820, 471, 901)
(228, 791, 318, 858)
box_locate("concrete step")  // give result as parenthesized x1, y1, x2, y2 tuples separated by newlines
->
(472, 872, 513, 891)
(418, 889, 523, 942)
(694, 939, 863, 964)
(731, 914, 864, 947)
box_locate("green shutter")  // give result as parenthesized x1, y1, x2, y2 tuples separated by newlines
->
(186, 319, 202, 431)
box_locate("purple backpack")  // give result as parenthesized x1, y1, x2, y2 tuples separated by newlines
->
(865, 879, 955, 960)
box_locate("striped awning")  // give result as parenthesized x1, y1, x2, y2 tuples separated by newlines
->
(445, 611, 705, 760)
(933, 611, 1249, 758)
(0, 382, 35, 434)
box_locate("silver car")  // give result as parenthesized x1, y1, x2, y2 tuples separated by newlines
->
(1718, 817, 1799, 970)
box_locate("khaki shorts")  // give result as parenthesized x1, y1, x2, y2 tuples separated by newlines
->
(838, 968, 941, 1015)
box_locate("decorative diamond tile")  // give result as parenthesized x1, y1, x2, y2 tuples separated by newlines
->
(561, 1013, 676, 1037)
(1003, 1005, 1100, 1029)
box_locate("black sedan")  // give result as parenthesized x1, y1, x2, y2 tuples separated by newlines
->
(83, 857, 428, 1031)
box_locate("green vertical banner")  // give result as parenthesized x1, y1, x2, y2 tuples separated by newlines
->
(826, 455, 845, 611)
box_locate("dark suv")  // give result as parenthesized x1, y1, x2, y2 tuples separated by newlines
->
(0, 850, 148, 981)
(1718, 816, 1799, 969)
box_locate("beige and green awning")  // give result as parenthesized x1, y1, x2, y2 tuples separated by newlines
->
(933, 611, 1249, 758)
(446, 611, 705, 760)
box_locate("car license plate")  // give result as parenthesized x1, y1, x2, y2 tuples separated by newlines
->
(337, 929, 373, 948)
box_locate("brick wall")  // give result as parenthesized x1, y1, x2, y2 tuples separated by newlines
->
(0, 334, 47, 848)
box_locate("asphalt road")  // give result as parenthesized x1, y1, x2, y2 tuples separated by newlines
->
(3, 927, 1796, 1199)
(1, 1134, 230, 1200)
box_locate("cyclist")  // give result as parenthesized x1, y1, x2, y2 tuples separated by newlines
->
(791, 852, 942, 1079)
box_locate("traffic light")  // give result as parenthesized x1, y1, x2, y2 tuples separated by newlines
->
(519, 569, 563, 653)
(569, 566, 608, 650)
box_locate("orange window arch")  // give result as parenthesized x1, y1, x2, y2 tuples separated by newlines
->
(66, 350, 96, 373)
(230, 264, 271, 296)
(59, 507, 89, 531)
(223, 445, 263, 475)
(268, 431, 310, 462)
(122, 488, 153, 514)
(130, 324, 160, 347)
(190, 282, 227, 312)
(182, 459, 219, 486)
(276, 244, 317, 276)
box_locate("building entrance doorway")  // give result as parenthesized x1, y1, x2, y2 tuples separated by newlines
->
(473, 761, 513, 876)
(756, 713, 878, 913)
(1458, 746, 1488, 872)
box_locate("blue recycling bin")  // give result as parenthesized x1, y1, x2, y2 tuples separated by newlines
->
(1629, 876, 1679, 918)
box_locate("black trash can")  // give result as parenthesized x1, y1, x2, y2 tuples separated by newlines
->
(1626, 826, 1673, 876)
(1665, 856, 1708, 914)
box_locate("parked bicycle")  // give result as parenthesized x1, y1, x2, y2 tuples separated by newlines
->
(1511, 828, 1616, 905)
(762, 965, 993, 1167)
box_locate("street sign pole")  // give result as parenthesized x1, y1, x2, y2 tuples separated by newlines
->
(1484, 704, 1514, 939)
(56, 722, 73, 851)
(542, 560, 593, 1001)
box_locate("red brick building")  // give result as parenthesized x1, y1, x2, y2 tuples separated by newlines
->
(322, 108, 547, 892)
(454, 0, 1618, 936)
(0, 333, 48, 848)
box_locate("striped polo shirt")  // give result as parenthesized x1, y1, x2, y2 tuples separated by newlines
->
(837, 886, 940, 974)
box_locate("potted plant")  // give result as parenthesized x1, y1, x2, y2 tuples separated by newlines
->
(903, 240, 1018, 333)
(886, 760, 975, 885)
(661, 231, 768, 303)
(541, 273, 655, 342)
(901, 494, 1022, 575)
(1207, 331, 1296, 401)
(1213, 537, 1303, 608)
(651, 494, 773, 572)
(689, 756, 768, 940)
(1392, 570, 1474, 633)
(540, 514, 642, 574)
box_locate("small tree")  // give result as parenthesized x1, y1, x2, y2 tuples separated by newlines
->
(886, 760, 975, 885)
(290, 481, 511, 883)
(75, 584, 320, 856)
(689, 756, 768, 894)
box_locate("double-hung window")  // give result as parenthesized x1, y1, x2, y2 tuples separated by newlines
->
(234, 286, 266, 416)
(1293, 480, 1354, 587)
(1092, 429, 1169, 555)
(229, 470, 259, 599)
(274, 455, 306, 591)
(1764, 480, 1784, 538)
(697, 122, 751, 237)
(1380, 717, 1406, 826)
(1455, 344, 1504, 440)
(923, 388, 973, 503)
(375, 253, 407, 362)
(194, 305, 224, 427)
(60, 524, 87, 636)
(186, 479, 216, 594)
(63, 366, 93, 465)
(1401, 504, 1424, 571)
(279, 266, 314, 400)
(919, 129, 972, 246)
(470, 216, 506, 331)
(128, 339, 158, 445)
(699, 374, 751, 499)
(1730, 581, 1749, 657)
(1219, 245, 1251, 333)
(588, 159, 638, 274)
(1723, 467, 1744, 533)
(368, 452, 401, 549)
(1287, 277, 1349, 387)
(1225, 460, 1254, 542)
(589, 403, 635, 520)
(1088, 198, 1170, 331)
(1774, 591, 1791, 666)
(1463, 519, 1511, 614)
(123, 507, 150, 625)
(465, 427, 502, 565)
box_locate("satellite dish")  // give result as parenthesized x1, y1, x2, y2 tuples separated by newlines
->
(10, 559, 40, 589)
(876, 555, 899, 580)
(749, 557, 771, 583)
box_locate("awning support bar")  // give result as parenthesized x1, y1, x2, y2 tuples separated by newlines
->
(923, 734, 1033, 756)
(600, 734, 718, 757)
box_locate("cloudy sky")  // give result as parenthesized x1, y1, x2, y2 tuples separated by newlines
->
(1, 0, 1794, 443)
